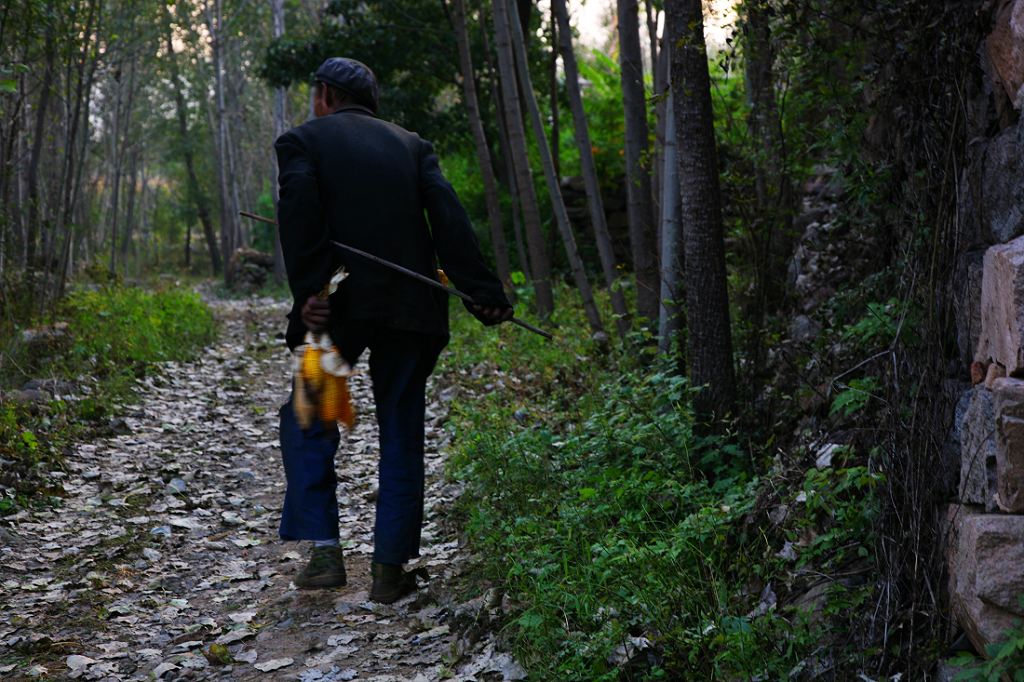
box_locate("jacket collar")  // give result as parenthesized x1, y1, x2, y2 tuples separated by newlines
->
(330, 104, 376, 117)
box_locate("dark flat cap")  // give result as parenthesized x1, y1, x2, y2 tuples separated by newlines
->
(314, 57, 379, 114)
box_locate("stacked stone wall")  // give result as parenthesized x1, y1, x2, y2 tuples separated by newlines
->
(947, 0, 1024, 654)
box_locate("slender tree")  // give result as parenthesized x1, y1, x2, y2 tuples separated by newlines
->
(108, 40, 138, 275)
(742, 0, 792, 311)
(478, 8, 531, 282)
(548, 2, 560, 179)
(658, 85, 682, 353)
(553, 0, 630, 339)
(56, 0, 103, 299)
(645, 0, 663, 214)
(164, 4, 222, 275)
(505, 0, 604, 337)
(205, 0, 243, 279)
(667, 0, 736, 418)
(491, 0, 554, 316)
(617, 0, 660, 325)
(25, 8, 55, 271)
(448, 0, 511, 288)
(270, 0, 286, 282)
(120, 143, 140, 273)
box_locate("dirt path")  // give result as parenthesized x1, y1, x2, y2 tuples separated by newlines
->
(0, 297, 523, 681)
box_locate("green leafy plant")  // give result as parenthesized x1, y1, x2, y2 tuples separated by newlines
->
(950, 607, 1024, 681)
(441, 288, 841, 679)
(830, 376, 882, 417)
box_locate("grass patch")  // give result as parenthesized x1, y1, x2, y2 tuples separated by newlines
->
(440, 288, 882, 679)
(0, 284, 217, 511)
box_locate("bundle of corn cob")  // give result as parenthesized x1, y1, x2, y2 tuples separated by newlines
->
(293, 268, 356, 430)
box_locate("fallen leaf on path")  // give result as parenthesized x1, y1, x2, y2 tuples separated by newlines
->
(254, 657, 294, 672)
(66, 655, 95, 671)
(152, 661, 178, 678)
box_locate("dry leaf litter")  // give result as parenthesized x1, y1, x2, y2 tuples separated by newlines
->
(0, 297, 525, 681)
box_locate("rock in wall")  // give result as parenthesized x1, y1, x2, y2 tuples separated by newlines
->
(948, 505, 1024, 653)
(987, 0, 1024, 111)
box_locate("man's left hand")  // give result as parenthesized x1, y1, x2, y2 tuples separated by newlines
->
(471, 304, 514, 326)
(301, 296, 331, 332)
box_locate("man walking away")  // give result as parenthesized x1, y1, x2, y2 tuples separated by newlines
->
(275, 57, 512, 603)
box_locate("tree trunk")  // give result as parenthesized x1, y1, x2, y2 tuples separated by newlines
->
(553, 0, 630, 339)
(121, 145, 140, 274)
(549, 3, 560, 180)
(658, 86, 683, 353)
(56, 0, 102, 300)
(223, 38, 244, 250)
(139, 160, 150, 268)
(109, 72, 123, 273)
(491, 0, 554, 316)
(108, 51, 136, 275)
(479, 8, 531, 282)
(495, 91, 531, 281)
(208, 0, 237, 281)
(0, 77, 24, 279)
(653, 41, 670, 233)
(617, 0, 660, 325)
(744, 0, 776, 213)
(26, 11, 56, 271)
(740, 0, 793, 386)
(63, 56, 99, 292)
(165, 4, 221, 275)
(667, 0, 736, 419)
(449, 0, 511, 289)
(645, 1, 659, 75)
(743, 0, 791, 308)
(646, 0, 662, 215)
(225, 106, 243, 249)
(270, 0, 287, 282)
(505, 0, 604, 337)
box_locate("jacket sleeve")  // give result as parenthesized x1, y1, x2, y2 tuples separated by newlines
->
(275, 129, 334, 316)
(418, 139, 510, 310)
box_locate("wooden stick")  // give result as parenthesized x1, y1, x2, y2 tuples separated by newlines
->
(239, 210, 275, 226)
(238, 210, 554, 340)
(331, 240, 553, 340)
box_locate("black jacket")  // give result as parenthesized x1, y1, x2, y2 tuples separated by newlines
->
(275, 105, 509, 350)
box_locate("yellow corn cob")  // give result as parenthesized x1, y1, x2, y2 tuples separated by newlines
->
(318, 375, 341, 423)
(437, 269, 450, 287)
(318, 375, 356, 429)
(302, 345, 323, 390)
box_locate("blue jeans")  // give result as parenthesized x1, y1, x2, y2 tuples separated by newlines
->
(278, 326, 445, 565)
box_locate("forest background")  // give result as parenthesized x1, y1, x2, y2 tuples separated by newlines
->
(0, 0, 1006, 678)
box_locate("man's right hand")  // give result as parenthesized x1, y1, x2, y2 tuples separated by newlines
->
(470, 304, 514, 327)
(301, 296, 330, 332)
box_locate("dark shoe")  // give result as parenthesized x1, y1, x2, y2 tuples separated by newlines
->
(369, 562, 428, 604)
(294, 545, 347, 589)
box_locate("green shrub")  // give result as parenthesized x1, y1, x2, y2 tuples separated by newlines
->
(440, 288, 885, 678)
(61, 286, 216, 368)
